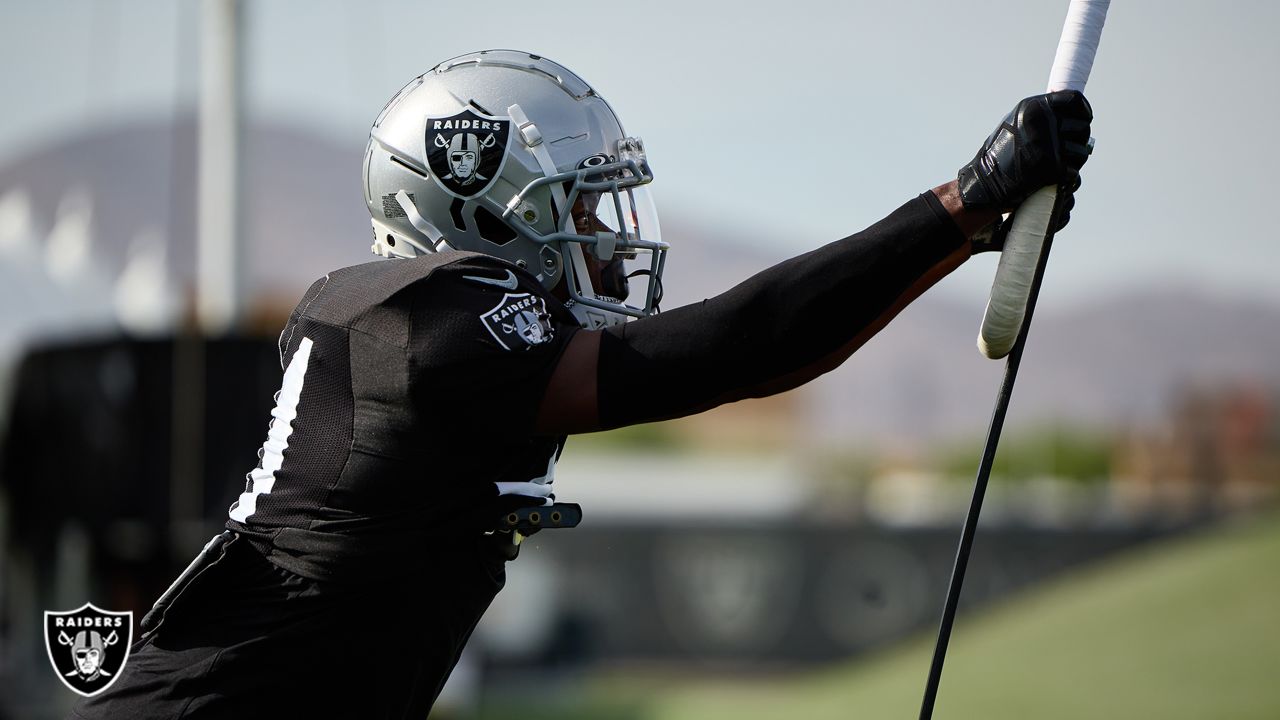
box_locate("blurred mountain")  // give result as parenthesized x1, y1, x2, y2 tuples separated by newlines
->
(806, 286, 1280, 446)
(2, 120, 1278, 444)
(0, 116, 372, 305)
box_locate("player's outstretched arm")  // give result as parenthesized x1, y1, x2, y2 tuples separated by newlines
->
(534, 181, 988, 435)
(534, 91, 1091, 436)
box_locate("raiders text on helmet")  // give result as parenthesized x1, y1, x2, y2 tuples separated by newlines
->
(363, 50, 667, 329)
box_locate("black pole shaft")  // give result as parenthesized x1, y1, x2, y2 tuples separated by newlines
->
(917, 196, 1066, 720)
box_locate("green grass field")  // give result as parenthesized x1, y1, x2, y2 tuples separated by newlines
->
(480, 513, 1280, 720)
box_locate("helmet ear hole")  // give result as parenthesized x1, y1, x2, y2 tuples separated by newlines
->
(474, 206, 517, 246)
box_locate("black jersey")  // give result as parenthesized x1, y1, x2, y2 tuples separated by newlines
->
(225, 251, 578, 583)
(80, 192, 969, 720)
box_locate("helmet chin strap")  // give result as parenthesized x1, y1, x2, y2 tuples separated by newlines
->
(508, 103, 625, 330)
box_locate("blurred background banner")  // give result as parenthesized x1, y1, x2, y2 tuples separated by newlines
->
(0, 1, 1277, 718)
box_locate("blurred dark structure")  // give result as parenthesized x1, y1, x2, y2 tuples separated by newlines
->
(479, 522, 1172, 677)
(0, 334, 278, 718)
(0, 334, 1194, 718)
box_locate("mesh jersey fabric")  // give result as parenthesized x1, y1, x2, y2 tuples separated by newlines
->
(225, 251, 578, 584)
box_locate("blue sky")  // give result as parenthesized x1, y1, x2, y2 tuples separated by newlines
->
(2, 0, 1278, 307)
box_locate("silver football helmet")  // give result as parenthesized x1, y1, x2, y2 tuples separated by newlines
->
(363, 50, 667, 329)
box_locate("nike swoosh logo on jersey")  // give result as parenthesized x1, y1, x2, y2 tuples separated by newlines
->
(463, 269, 519, 290)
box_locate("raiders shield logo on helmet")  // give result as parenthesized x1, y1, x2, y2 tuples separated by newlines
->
(479, 292, 555, 351)
(44, 603, 133, 697)
(424, 108, 512, 199)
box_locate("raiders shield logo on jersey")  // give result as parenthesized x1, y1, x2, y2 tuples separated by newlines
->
(425, 108, 512, 199)
(44, 603, 133, 697)
(480, 292, 555, 351)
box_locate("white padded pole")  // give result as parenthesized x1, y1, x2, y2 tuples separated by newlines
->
(977, 0, 1109, 359)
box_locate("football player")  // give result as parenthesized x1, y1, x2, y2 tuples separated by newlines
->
(74, 50, 1090, 719)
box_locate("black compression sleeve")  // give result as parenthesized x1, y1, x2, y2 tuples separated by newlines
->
(596, 192, 966, 429)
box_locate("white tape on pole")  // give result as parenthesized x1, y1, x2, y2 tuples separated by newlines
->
(977, 0, 1109, 359)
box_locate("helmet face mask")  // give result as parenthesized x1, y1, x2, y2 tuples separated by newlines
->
(363, 50, 668, 329)
(502, 149, 664, 321)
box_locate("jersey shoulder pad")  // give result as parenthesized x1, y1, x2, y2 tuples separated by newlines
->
(412, 257, 574, 359)
(289, 250, 490, 327)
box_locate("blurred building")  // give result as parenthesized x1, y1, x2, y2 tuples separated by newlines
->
(1114, 383, 1280, 518)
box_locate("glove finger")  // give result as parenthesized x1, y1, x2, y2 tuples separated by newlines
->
(1047, 90, 1093, 120)
(1062, 144, 1091, 170)
(1059, 166, 1081, 189)
(1055, 192, 1075, 231)
(1060, 118, 1091, 136)
(1070, 174, 1082, 193)
(1059, 119, 1092, 146)
(1063, 140, 1092, 156)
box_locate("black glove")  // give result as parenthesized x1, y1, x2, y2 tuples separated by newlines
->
(958, 90, 1092, 212)
(970, 175, 1080, 254)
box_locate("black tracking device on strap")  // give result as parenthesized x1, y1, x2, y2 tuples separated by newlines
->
(501, 503, 582, 532)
